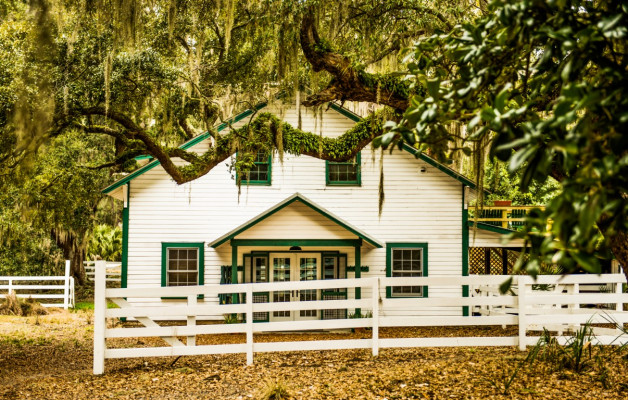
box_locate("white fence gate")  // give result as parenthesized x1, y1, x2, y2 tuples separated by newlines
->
(84, 261, 121, 283)
(0, 260, 75, 309)
(93, 261, 628, 374)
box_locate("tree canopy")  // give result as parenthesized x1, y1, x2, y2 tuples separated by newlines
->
(0, 0, 626, 280)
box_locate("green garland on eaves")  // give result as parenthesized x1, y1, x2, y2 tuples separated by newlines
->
(174, 109, 391, 186)
(224, 110, 388, 185)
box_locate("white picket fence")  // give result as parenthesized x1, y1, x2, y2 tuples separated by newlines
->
(84, 261, 121, 283)
(93, 261, 628, 374)
(0, 260, 75, 309)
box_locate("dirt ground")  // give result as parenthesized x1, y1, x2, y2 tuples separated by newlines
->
(0, 310, 626, 399)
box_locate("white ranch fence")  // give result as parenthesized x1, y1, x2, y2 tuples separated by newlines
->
(84, 261, 121, 283)
(93, 261, 628, 374)
(0, 260, 75, 309)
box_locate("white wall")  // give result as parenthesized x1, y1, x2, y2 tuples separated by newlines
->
(125, 103, 465, 317)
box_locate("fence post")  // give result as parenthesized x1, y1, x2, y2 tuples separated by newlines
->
(187, 294, 197, 346)
(93, 260, 106, 375)
(616, 281, 623, 312)
(573, 284, 580, 310)
(518, 276, 528, 351)
(371, 278, 379, 357)
(8, 278, 12, 296)
(245, 285, 254, 365)
(63, 260, 71, 310)
(70, 277, 75, 308)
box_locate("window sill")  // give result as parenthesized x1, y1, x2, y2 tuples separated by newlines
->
(239, 181, 272, 186)
(326, 182, 361, 187)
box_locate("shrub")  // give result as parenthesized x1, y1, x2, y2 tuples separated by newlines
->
(0, 293, 49, 316)
(259, 378, 291, 400)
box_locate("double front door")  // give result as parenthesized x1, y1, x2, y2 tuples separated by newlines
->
(269, 253, 321, 322)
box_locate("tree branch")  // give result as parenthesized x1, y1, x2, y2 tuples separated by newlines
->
(300, 9, 410, 110)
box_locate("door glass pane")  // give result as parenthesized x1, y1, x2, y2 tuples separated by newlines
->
(299, 257, 317, 317)
(254, 256, 267, 283)
(272, 257, 291, 317)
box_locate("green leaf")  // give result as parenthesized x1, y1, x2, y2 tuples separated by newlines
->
(499, 277, 513, 295)
(426, 78, 440, 100)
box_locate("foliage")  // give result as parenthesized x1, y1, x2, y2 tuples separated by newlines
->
(223, 313, 240, 324)
(259, 378, 292, 400)
(0, 293, 49, 316)
(386, 0, 628, 278)
(483, 158, 559, 205)
(87, 224, 122, 261)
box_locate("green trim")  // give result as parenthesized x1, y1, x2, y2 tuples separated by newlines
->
(385, 242, 429, 299)
(402, 144, 479, 190)
(346, 265, 369, 272)
(231, 245, 238, 304)
(462, 185, 469, 317)
(236, 152, 272, 186)
(121, 183, 129, 289)
(160, 242, 205, 299)
(210, 193, 383, 248)
(468, 221, 517, 235)
(102, 103, 267, 194)
(326, 152, 361, 186)
(329, 103, 362, 122)
(230, 239, 362, 247)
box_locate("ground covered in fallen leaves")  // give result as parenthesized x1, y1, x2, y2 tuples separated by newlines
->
(0, 310, 626, 399)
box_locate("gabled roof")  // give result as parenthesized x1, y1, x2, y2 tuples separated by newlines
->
(102, 102, 479, 195)
(209, 193, 384, 248)
(328, 103, 478, 189)
(101, 102, 267, 195)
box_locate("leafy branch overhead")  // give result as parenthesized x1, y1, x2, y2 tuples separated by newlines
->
(85, 108, 388, 185)
(385, 0, 628, 279)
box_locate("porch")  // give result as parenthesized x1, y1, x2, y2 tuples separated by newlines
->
(208, 193, 383, 322)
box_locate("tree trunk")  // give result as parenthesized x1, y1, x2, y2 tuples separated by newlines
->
(599, 221, 628, 283)
(51, 229, 86, 285)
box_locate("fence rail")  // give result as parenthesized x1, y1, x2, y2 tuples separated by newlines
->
(0, 260, 75, 309)
(84, 261, 121, 283)
(92, 261, 628, 374)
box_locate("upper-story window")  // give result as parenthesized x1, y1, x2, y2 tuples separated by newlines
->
(239, 151, 272, 186)
(326, 153, 361, 186)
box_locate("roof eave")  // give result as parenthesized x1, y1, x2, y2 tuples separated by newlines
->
(209, 193, 384, 249)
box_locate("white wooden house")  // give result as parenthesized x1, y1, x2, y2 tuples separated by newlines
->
(102, 102, 523, 322)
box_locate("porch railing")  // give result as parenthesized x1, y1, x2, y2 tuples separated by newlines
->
(470, 205, 545, 229)
(93, 260, 628, 374)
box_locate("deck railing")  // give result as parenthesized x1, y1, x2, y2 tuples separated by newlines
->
(0, 260, 75, 309)
(92, 260, 628, 374)
(470, 205, 545, 229)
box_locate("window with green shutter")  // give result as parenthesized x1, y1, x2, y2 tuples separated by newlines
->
(326, 153, 361, 186)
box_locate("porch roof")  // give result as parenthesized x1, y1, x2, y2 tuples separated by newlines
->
(209, 193, 384, 248)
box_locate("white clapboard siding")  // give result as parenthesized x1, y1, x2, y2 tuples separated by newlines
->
(92, 270, 628, 374)
(124, 103, 471, 317)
